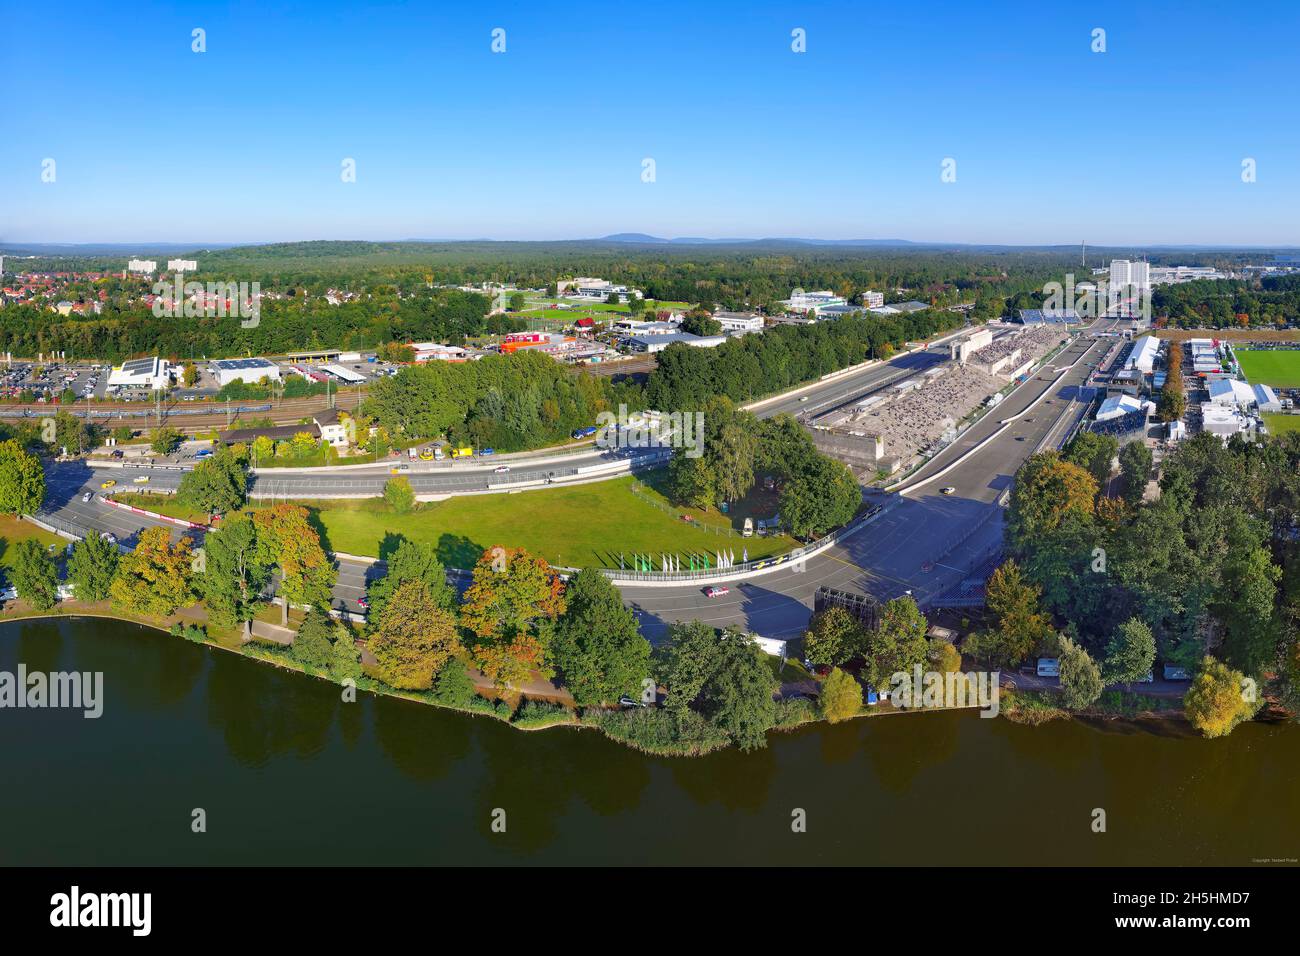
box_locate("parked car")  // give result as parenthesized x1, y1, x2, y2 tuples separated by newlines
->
(618, 695, 647, 708)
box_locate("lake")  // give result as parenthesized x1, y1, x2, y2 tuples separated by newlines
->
(1, 617, 1296, 866)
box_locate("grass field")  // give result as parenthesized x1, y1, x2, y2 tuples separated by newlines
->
(1236, 349, 1300, 388)
(266, 474, 794, 570)
(1263, 413, 1300, 434)
(111, 493, 212, 524)
(0, 514, 65, 575)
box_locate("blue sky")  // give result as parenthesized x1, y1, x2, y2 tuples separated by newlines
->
(3, 0, 1298, 245)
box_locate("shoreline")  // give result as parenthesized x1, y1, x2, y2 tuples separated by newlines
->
(0, 607, 1236, 756)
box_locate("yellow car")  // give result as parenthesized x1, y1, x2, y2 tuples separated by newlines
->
(418, 449, 435, 461)
(100, 479, 117, 489)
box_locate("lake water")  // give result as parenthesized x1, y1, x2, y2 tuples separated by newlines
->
(1, 617, 1296, 866)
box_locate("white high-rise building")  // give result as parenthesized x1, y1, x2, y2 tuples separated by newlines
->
(1108, 259, 1151, 294)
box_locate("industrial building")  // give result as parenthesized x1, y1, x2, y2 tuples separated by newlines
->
(783, 289, 847, 314)
(108, 356, 171, 389)
(410, 342, 471, 362)
(210, 357, 280, 387)
(627, 332, 727, 354)
(713, 311, 765, 333)
(870, 300, 930, 315)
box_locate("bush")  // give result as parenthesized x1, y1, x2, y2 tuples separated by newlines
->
(168, 622, 208, 643)
(591, 707, 729, 756)
(512, 698, 574, 728)
(774, 696, 817, 727)
(431, 659, 477, 707)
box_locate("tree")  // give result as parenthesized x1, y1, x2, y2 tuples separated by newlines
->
(657, 620, 724, 721)
(1063, 431, 1118, 489)
(861, 595, 929, 690)
(383, 475, 415, 514)
(8, 539, 58, 610)
(292, 608, 338, 670)
(927, 639, 962, 674)
(1184, 656, 1258, 738)
(460, 546, 565, 641)
(1102, 617, 1156, 685)
(804, 606, 863, 667)
(1118, 440, 1153, 505)
(366, 537, 455, 623)
(0, 440, 45, 515)
(369, 579, 462, 690)
(1006, 452, 1097, 550)
(150, 427, 183, 456)
(697, 628, 778, 750)
(250, 434, 274, 465)
(819, 667, 863, 723)
(432, 659, 477, 707)
(182, 363, 199, 387)
(177, 447, 246, 514)
(66, 532, 119, 603)
(252, 504, 336, 622)
(329, 629, 362, 681)
(109, 527, 194, 618)
(1057, 635, 1103, 710)
(781, 454, 860, 538)
(551, 568, 650, 705)
(681, 313, 723, 336)
(508, 292, 525, 312)
(200, 514, 271, 631)
(980, 559, 1053, 667)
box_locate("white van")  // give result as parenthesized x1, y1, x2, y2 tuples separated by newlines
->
(1036, 658, 1060, 678)
(742, 518, 754, 538)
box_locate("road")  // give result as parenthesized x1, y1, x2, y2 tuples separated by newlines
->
(33, 322, 1114, 633)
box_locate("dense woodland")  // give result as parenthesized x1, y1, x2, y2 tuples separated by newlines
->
(1153, 275, 1300, 328)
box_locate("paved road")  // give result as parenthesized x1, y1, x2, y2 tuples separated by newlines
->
(34, 322, 1115, 635)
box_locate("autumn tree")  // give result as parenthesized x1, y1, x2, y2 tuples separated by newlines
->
(110, 527, 195, 618)
(1184, 656, 1259, 738)
(1007, 452, 1098, 549)
(252, 503, 337, 624)
(819, 667, 863, 723)
(369, 579, 462, 690)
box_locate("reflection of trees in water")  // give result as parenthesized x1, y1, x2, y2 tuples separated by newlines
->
(66, 620, 205, 711)
(13, 620, 64, 674)
(669, 739, 777, 813)
(860, 710, 961, 794)
(472, 723, 652, 857)
(371, 695, 470, 782)
(205, 652, 338, 767)
(338, 692, 366, 749)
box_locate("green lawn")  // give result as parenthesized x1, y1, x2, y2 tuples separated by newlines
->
(0, 514, 65, 574)
(269, 474, 795, 570)
(1263, 413, 1300, 434)
(1236, 349, 1300, 388)
(111, 492, 212, 524)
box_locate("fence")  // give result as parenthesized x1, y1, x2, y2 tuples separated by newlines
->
(627, 480, 754, 540)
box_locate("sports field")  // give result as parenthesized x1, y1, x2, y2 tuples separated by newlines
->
(1236, 349, 1300, 388)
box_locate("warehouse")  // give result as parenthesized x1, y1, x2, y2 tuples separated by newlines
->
(1125, 335, 1161, 374)
(627, 332, 727, 354)
(211, 357, 281, 387)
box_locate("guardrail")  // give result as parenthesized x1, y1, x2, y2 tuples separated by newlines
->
(100, 496, 207, 530)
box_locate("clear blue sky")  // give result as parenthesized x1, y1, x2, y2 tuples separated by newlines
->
(3, 0, 1297, 246)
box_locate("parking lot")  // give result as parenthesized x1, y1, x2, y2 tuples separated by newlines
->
(0, 361, 111, 402)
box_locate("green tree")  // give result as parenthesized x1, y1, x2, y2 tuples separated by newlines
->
(781, 454, 860, 538)
(431, 658, 477, 707)
(292, 607, 337, 670)
(1118, 440, 1153, 505)
(1057, 635, 1103, 710)
(657, 620, 724, 721)
(200, 514, 271, 632)
(370, 579, 462, 690)
(8, 539, 58, 610)
(861, 595, 929, 690)
(551, 567, 651, 706)
(1006, 452, 1097, 550)
(927, 639, 962, 674)
(978, 559, 1053, 667)
(329, 628, 362, 682)
(150, 427, 183, 456)
(366, 537, 455, 623)
(1184, 656, 1259, 738)
(508, 292, 525, 311)
(177, 447, 246, 514)
(383, 475, 416, 514)
(1063, 431, 1118, 489)
(0, 440, 45, 515)
(697, 628, 778, 750)
(66, 531, 119, 603)
(804, 605, 863, 667)
(819, 667, 863, 723)
(1102, 616, 1156, 685)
